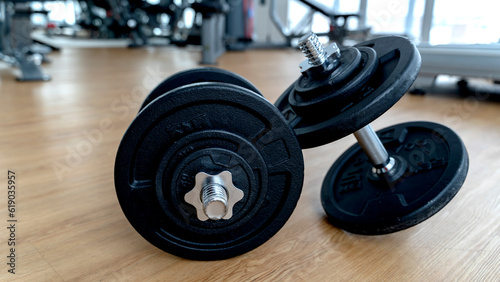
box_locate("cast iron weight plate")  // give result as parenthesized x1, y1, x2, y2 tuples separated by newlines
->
(321, 122, 469, 235)
(275, 36, 421, 149)
(289, 47, 379, 116)
(115, 82, 304, 260)
(139, 67, 261, 112)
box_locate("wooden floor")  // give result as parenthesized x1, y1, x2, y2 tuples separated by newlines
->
(0, 46, 498, 281)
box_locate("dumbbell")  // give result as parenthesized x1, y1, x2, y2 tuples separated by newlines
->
(115, 34, 469, 261)
(114, 68, 304, 260)
(275, 33, 469, 234)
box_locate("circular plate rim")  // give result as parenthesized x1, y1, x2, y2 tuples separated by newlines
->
(115, 82, 304, 260)
(320, 121, 469, 235)
(139, 67, 262, 112)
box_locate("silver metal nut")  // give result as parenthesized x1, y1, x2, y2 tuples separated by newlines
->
(298, 33, 341, 74)
(184, 171, 244, 221)
(298, 32, 328, 66)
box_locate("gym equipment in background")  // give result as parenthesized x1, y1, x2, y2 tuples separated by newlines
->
(270, 0, 370, 46)
(0, 1, 51, 81)
(412, 43, 500, 95)
(191, 0, 229, 64)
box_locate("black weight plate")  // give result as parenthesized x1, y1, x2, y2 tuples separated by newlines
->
(289, 47, 378, 116)
(139, 67, 262, 112)
(321, 121, 469, 235)
(294, 47, 362, 94)
(115, 82, 304, 260)
(275, 36, 421, 149)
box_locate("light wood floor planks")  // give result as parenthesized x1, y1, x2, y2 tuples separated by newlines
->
(0, 46, 499, 281)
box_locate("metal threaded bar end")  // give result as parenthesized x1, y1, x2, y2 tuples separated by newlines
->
(298, 32, 328, 66)
(201, 183, 228, 220)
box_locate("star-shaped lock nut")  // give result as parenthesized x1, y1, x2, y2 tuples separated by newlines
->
(184, 171, 244, 221)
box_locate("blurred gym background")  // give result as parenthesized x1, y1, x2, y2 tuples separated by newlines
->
(1, 0, 499, 94)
